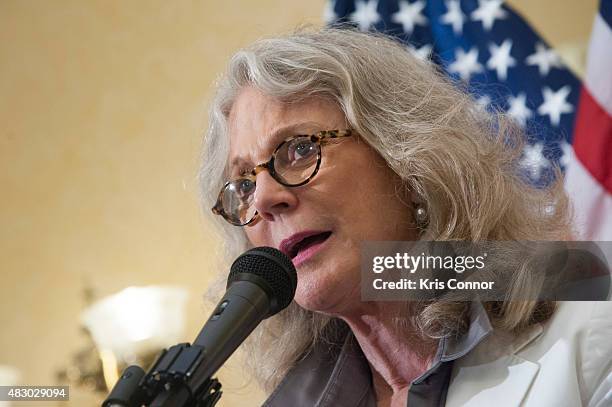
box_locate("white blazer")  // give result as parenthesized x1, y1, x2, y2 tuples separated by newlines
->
(447, 301, 612, 406)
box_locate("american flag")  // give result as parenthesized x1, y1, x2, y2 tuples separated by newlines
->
(325, 0, 612, 240)
(565, 2, 612, 241)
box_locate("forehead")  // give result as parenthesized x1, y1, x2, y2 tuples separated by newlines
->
(227, 86, 345, 172)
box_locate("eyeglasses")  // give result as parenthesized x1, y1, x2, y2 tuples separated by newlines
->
(212, 129, 354, 226)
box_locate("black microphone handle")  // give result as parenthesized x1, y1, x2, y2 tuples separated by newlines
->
(194, 279, 271, 378)
(149, 279, 271, 406)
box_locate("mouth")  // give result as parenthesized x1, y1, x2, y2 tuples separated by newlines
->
(279, 231, 333, 264)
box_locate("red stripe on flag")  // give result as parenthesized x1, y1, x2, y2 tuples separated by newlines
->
(572, 86, 612, 195)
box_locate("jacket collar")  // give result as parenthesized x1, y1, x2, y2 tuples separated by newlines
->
(413, 301, 493, 385)
(264, 302, 501, 407)
(262, 324, 374, 407)
(443, 301, 494, 360)
(446, 314, 544, 407)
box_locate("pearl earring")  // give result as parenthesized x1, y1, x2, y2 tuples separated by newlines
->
(415, 205, 428, 229)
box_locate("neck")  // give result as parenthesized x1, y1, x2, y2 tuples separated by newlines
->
(339, 303, 438, 402)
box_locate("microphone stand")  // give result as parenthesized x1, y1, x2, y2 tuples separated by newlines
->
(102, 342, 223, 407)
(102, 246, 296, 406)
(102, 278, 271, 407)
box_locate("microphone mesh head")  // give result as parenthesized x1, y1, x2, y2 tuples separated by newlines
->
(228, 247, 297, 314)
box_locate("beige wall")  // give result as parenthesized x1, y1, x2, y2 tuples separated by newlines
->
(0, 1, 597, 406)
(0, 1, 326, 405)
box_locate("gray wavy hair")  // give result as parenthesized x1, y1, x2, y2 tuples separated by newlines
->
(199, 27, 573, 392)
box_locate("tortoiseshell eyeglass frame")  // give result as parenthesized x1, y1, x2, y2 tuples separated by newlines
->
(212, 129, 354, 226)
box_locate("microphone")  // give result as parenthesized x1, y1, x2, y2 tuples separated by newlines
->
(103, 246, 297, 407)
(192, 246, 297, 379)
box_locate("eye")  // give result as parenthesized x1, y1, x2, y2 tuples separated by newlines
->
(287, 138, 317, 162)
(235, 178, 255, 198)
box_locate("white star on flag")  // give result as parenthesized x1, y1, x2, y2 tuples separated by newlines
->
(440, 0, 465, 35)
(486, 39, 516, 81)
(350, 0, 381, 31)
(537, 85, 574, 127)
(448, 47, 483, 81)
(391, 0, 428, 35)
(520, 142, 550, 180)
(506, 93, 532, 126)
(324, 0, 337, 25)
(408, 44, 433, 61)
(470, 0, 507, 31)
(526, 42, 563, 76)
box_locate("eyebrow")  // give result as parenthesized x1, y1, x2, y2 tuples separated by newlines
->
(228, 121, 325, 176)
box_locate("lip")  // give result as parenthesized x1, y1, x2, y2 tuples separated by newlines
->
(279, 230, 332, 267)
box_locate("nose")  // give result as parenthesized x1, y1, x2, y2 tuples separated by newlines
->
(252, 171, 298, 222)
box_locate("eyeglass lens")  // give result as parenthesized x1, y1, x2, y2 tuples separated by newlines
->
(222, 136, 320, 224)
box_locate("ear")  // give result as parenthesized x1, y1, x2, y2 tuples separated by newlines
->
(393, 179, 414, 209)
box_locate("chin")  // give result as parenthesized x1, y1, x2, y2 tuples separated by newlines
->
(292, 253, 361, 311)
(294, 277, 358, 315)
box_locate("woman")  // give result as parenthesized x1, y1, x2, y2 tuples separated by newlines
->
(200, 28, 611, 406)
